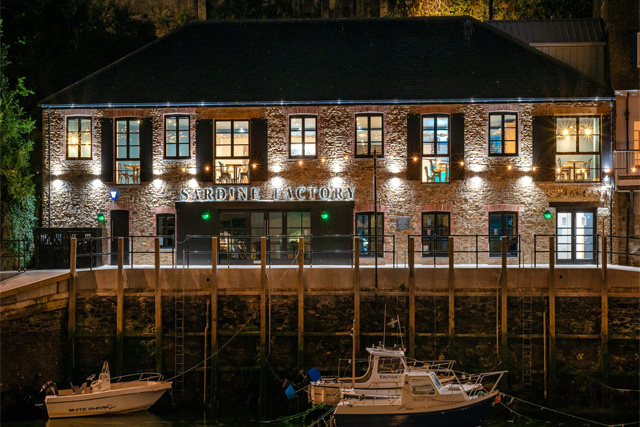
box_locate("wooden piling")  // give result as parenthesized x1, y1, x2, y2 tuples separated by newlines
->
(500, 237, 508, 372)
(297, 237, 305, 371)
(259, 237, 267, 415)
(68, 237, 77, 375)
(548, 236, 556, 399)
(448, 237, 455, 359)
(154, 238, 162, 374)
(210, 237, 218, 404)
(353, 237, 360, 355)
(117, 237, 124, 376)
(408, 237, 416, 358)
(601, 234, 609, 400)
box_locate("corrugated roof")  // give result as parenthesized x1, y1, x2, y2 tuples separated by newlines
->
(40, 17, 612, 107)
(487, 19, 604, 44)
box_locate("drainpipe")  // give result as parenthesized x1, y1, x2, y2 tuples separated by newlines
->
(609, 103, 614, 263)
(48, 108, 52, 227)
(488, 0, 493, 20)
(625, 93, 631, 263)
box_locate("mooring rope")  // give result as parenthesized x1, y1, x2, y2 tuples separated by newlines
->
(500, 392, 640, 427)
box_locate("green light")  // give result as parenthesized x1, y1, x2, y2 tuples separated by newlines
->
(544, 209, 552, 220)
(97, 213, 105, 222)
(321, 211, 329, 220)
(202, 212, 211, 220)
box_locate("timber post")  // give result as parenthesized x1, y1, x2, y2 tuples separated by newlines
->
(210, 237, 218, 404)
(353, 237, 360, 355)
(116, 237, 124, 376)
(548, 236, 556, 399)
(297, 237, 305, 371)
(154, 238, 162, 374)
(259, 237, 267, 416)
(601, 234, 609, 404)
(68, 237, 77, 377)
(500, 237, 508, 374)
(448, 236, 455, 359)
(408, 237, 416, 359)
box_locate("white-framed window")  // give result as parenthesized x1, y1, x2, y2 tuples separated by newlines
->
(289, 115, 317, 158)
(66, 117, 92, 159)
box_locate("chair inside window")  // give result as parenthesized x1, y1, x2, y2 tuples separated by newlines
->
(556, 158, 570, 181)
(424, 160, 434, 182)
(218, 161, 232, 183)
(575, 158, 592, 181)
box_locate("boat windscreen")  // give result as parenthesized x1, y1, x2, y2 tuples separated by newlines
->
(377, 357, 403, 373)
(430, 372, 443, 390)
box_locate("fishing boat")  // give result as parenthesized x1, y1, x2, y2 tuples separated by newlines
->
(331, 369, 506, 427)
(307, 345, 455, 405)
(42, 362, 172, 419)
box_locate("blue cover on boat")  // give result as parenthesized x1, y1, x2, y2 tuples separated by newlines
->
(308, 367, 322, 382)
(285, 384, 297, 400)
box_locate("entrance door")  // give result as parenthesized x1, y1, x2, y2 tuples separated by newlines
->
(556, 209, 596, 264)
(110, 210, 129, 265)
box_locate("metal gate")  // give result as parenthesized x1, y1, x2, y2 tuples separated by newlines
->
(34, 228, 102, 269)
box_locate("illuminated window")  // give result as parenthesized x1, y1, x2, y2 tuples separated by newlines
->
(66, 117, 92, 159)
(289, 116, 317, 158)
(215, 120, 249, 184)
(421, 115, 449, 183)
(165, 116, 189, 158)
(555, 116, 601, 182)
(355, 114, 383, 157)
(489, 113, 517, 155)
(115, 119, 141, 185)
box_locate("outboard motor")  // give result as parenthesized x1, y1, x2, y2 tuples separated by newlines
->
(39, 380, 58, 400)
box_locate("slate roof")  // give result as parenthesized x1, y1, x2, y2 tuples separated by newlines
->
(39, 16, 612, 107)
(487, 19, 605, 44)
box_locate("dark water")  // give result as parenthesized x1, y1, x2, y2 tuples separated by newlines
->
(3, 406, 636, 427)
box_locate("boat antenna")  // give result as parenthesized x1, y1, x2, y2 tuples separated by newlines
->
(382, 304, 387, 349)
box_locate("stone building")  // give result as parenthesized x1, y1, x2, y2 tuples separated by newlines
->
(39, 17, 616, 266)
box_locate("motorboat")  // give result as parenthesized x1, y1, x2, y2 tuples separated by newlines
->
(43, 362, 172, 419)
(331, 369, 506, 427)
(308, 345, 455, 405)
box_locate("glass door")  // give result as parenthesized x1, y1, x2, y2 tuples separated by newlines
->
(556, 209, 596, 264)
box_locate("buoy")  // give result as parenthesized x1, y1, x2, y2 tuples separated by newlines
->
(495, 395, 501, 403)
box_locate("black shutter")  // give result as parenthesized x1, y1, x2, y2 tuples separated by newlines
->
(532, 116, 556, 181)
(450, 113, 465, 181)
(250, 118, 268, 182)
(601, 115, 612, 171)
(139, 117, 153, 182)
(196, 119, 213, 182)
(100, 118, 113, 182)
(406, 114, 421, 180)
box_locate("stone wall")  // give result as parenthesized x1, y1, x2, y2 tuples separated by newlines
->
(42, 101, 620, 265)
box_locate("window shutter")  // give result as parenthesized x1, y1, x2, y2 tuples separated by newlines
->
(601, 115, 612, 171)
(450, 113, 465, 181)
(250, 118, 268, 182)
(532, 116, 556, 181)
(140, 117, 153, 182)
(406, 114, 420, 180)
(100, 118, 113, 182)
(195, 119, 213, 182)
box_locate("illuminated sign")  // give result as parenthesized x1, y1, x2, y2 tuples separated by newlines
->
(179, 186, 355, 202)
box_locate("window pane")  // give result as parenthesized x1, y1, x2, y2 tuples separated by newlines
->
(129, 133, 139, 146)
(167, 144, 177, 157)
(423, 117, 434, 128)
(370, 116, 382, 129)
(436, 129, 448, 142)
(234, 121, 249, 133)
(357, 131, 369, 142)
(68, 119, 79, 132)
(117, 147, 127, 158)
(556, 118, 575, 137)
(129, 120, 139, 133)
(166, 118, 176, 130)
(166, 131, 176, 145)
(305, 131, 316, 144)
(291, 118, 303, 131)
(291, 144, 303, 156)
(356, 117, 368, 129)
(504, 114, 516, 127)
(291, 131, 302, 144)
(216, 146, 231, 157)
(81, 145, 91, 158)
(234, 145, 248, 157)
(304, 117, 316, 130)
(423, 142, 434, 155)
(178, 144, 189, 157)
(81, 133, 91, 145)
(289, 212, 301, 228)
(178, 131, 189, 144)
(178, 117, 189, 129)
(68, 145, 79, 158)
(556, 135, 575, 152)
(490, 115, 502, 127)
(423, 130, 435, 143)
(304, 144, 316, 156)
(216, 121, 231, 133)
(505, 127, 516, 142)
(436, 117, 448, 129)
(437, 141, 448, 155)
(580, 135, 598, 152)
(371, 130, 382, 142)
(302, 212, 310, 228)
(505, 140, 516, 154)
(117, 121, 127, 133)
(356, 143, 368, 155)
(81, 119, 91, 131)
(129, 146, 140, 158)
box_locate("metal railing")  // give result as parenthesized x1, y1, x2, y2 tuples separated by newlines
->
(0, 239, 30, 271)
(614, 150, 640, 181)
(608, 235, 640, 264)
(75, 235, 176, 270)
(408, 234, 522, 267)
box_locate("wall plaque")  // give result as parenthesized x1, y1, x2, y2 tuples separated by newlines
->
(396, 216, 410, 231)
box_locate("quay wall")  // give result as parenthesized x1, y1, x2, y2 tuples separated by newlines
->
(1, 265, 639, 418)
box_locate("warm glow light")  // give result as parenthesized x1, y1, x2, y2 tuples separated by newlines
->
(321, 158, 326, 163)
(153, 178, 163, 189)
(344, 155, 349, 160)
(272, 176, 284, 188)
(413, 156, 418, 162)
(390, 155, 395, 159)
(298, 160, 303, 166)
(604, 168, 610, 174)
(205, 166, 210, 172)
(532, 166, 537, 172)
(182, 167, 186, 173)
(460, 161, 465, 166)
(633, 167, 637, 173)
(507, 165, 512, 171)
(92, 179, 102, 189)
(188, 178, 198, 188)
(584, 128, 592, 136)
(252, 163, 257, 169)
(71, 137, 78, 145)
(556, 167, 561, 173)
(331, 176, 343, 187)
(562, 129, 569, 136)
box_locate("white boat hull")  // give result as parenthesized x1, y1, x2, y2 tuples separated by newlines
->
(45, 381, 171, 419)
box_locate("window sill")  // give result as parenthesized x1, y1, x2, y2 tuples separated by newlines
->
(65, 158, 93, 161)
(162, 157, 191, 161)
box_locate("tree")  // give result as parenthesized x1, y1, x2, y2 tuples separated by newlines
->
(0, 24, 37, 269)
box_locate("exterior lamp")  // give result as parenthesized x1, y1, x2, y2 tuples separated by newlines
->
(544, 209, 553, 220)
(110, 190, 118, 201)
(97, 213, 106, 222)
(460, 161, 465, 166)
(202, 212, 211, 220)
(321, 211, 330, 221)
(604, 168, 610, 174)
(507, 165, 512, 171)
(252, 163, 257, 169)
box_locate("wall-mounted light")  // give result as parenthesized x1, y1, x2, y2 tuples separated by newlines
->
(202, 212, 211, 220)
(604, 168, 610, 174)
(97, 213, 106, 222)
(321, 211, 329, 221)
(110, 190, 118, 201)
(252, 163, 257, 169)
(544, 209, 553, 220)
(507, 165, 512, 171)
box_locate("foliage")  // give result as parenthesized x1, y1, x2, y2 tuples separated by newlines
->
(0, 24, 37, 268)
(392, 0, 593, 20)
